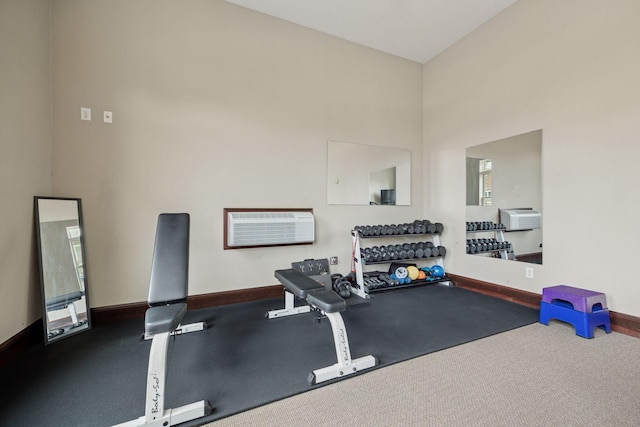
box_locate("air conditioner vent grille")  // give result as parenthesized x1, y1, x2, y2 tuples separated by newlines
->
(501, 209, 541, 230)
(227, 211, 314, 248)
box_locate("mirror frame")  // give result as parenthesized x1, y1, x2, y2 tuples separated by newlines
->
(34, 196, 92, 344)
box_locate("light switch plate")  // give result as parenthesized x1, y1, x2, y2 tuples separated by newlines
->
(525, 267, 534, 279)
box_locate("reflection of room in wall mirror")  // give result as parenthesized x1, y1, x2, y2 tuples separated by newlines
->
(369, 167, 396, 205)
(465, 130, 543, 264)
(327, 140, 410, 205)
(35, 197, 91, 344)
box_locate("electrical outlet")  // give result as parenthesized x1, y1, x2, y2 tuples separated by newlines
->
(330, 256, 338, 265)
(525, 267, 534, 279)
(80, 107, 91, 121)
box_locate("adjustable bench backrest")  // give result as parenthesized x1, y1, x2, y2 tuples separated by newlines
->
(145, 213, 190, 336)
(114, 212, 213, 426)
(148, 213, 190, 306)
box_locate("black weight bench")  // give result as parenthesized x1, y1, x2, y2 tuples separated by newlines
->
(270, 269, 377, 384)
(45, 291, 86, 338)
(114, 214, 211, 426)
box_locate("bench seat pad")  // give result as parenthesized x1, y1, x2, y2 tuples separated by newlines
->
(306, 289, 346, 313)
(145, 302, 187, 336)
(46, 291, 84, 311)
(275, 269, 324, 298)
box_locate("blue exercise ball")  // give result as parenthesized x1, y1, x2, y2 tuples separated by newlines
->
(431, 265, 445, 278)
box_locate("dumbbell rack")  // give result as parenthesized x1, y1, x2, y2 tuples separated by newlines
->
(466, 222, 511, 260)
(350, 228, 451, 299)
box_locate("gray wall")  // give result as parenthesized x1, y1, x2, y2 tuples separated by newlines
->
(49, 2, 424, 316)
(424, 0, 640, 316)
(0, 0, 52, 343)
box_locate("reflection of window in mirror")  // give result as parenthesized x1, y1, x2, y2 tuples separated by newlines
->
(66, 226, 85, 288)
(479, 159, 492, 206)
(466, 157, 492, 206)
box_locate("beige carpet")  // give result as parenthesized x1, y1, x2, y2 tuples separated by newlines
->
(205, 321, 640, 426)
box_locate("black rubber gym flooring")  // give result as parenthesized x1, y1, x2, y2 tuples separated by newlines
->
(0, 284, 538, 426)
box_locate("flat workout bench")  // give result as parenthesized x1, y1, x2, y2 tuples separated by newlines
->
(276, 269, 346, 312)
(271, 269, 377, 384)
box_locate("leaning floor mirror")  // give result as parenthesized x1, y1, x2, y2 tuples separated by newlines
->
(34, 197, 91, 344)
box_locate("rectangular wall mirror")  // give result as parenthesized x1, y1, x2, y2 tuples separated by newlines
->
(327, 140, 411, 205)
(35, 197, 91, 344)
(465, 130, 543, 264)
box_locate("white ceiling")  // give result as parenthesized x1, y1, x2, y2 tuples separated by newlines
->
(225, 0, 518, 63)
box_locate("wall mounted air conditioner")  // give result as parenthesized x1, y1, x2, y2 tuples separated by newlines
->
(500, 209, 541, 230)
(226, 211, 315, 248)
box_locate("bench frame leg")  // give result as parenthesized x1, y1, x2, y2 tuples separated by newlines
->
(143, 321, 207, 341)
(113, 332, 211, 426)
(67, 302, 79, 325)
(309, 311, 377, 385)
(267, 291, 311, 319)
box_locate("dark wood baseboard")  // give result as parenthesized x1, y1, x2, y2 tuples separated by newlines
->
(89, 284, 285, 324)
(514, 252, 542, 265)
(1, 284, 284, 370)
(0, 320, 43, 369)
(90, 301, 148, 324)
(448, 273, 640, 338)
(609, 311, 640, 339)
(448, 273, 541, 309)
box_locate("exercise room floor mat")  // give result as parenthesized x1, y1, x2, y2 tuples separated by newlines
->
(0, 285, 538, 426)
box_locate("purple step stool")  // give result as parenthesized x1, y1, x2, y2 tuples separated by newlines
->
(539, 301, 611, 339)
(541, 285, 607, 313)
(539, 285, 611, 339)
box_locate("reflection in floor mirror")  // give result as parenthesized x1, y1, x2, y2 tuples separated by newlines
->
(34, 197, 92, 344)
